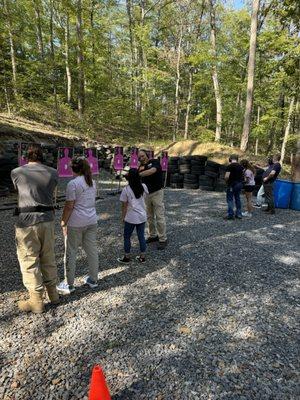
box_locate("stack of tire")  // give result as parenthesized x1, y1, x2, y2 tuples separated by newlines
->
(177, 157, 198, 189)
(0, 142, 18, 195)
(42, 145, 57, 168)
(214, 164, 227, 192)
(167, 157, 180, 188)
(199, 160, 220, 191)
(168, 157, 180, 175)
(170, 173, 184, 189)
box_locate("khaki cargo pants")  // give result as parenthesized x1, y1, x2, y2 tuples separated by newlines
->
(16, 221, 57, 294)
(145, 189, 167, 242)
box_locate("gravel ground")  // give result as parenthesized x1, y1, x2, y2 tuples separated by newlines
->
(0, 185, 299, 400)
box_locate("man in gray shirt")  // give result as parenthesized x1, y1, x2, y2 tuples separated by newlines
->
(11, 144, 59, 313)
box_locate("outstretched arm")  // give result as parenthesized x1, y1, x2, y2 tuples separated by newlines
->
(139, 167, 157, 177)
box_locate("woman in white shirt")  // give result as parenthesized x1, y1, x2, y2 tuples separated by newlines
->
(118, 168, 148, 263)
(241, 159, 255, 218)
(57, 157, 99, 294)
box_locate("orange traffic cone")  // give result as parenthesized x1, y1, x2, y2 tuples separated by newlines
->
(88, 365, 111, 400)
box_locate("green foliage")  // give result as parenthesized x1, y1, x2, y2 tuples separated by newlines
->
(0, 0, 298, 157)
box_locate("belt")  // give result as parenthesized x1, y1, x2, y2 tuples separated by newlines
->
(14, 205, 54, 216)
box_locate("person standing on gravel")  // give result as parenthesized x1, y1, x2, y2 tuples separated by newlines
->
(57, 157, 99, 295)
(253, 157, 273, 209)
(11, 144, 59, 314)
(262, 154, 281, 215)
(240, 159, 256, 218)
(224, 154, 244, 220)
(138, 149, 167, 250)
(118, 168, 148, 263)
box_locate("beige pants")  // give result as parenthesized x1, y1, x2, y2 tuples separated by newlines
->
(16, 221, 57, 294)
(64, 224, 99, 286)
(145, 189, 167, 242)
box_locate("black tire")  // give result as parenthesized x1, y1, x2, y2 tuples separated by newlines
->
(205, 171, 219, 179)
(170, 173, 184, 183)
(184, 183, 199, 189)
(199, 185, 213, 191)
(206, 160, 221, 168)
(191, 167, 205, 175)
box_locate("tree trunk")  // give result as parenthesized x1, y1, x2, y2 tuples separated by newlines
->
(32, 0, 44, 58)
(255, 105, 260, 155)
(126, 0, 138, 110)
(291, 136, 300, 182)
(76, 0, 85, 116)
(184, 68, 193, 140)
(3, 0, 18, 97)
(50, 0, 59, 125)
(65, 13, 72, 104)
(173, 23, 183, 142)
(209, 0, 222, 141)
(280, 97, 295, 164)
(1, 49, 12, 115)
(240, 0, 260, 151)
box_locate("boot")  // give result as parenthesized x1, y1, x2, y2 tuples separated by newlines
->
(45, 285, 60, 305)
(18, 292, 44, 314)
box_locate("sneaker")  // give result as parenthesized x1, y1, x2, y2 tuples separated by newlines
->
(235, 215, 242, 219)
(117, 256, 131, 264)
(242, 212, 252, 218)
(136, 256, 146, 263)
(146, 236, 159, 244)
(253, 204, 262, 208)
(157, 241, 167, 250)
(56, 282, 75, 295)
(84, 276, 98, 289)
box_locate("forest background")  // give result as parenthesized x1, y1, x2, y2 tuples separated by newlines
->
(0, 0, 299, 163)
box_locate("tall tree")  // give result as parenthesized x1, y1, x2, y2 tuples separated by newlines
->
(208, 0, 222, 141)
(240, 0, 260, 151)
(281, 96, 295, 163)
(3, 0, 18, 97)
(32, 0, 44, 58)
(76, 0, 85, 116)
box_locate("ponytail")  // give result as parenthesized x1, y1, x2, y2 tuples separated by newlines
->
(71, 157, 93, 187)
(82, 159, 93, 187)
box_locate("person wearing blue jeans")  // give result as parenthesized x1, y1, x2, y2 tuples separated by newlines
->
(226, 182, 243, 219)
(224, 155, 244, 220)
(124, 221, 146, 258)
(118, 168, 149, 263)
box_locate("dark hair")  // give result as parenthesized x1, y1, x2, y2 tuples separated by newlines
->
(127, 168, 144, 199)
(71, 157, 93, 187)
(229, 154, 239, 162)
(27, 144, 43, 162)
(274, 154, 281, 162)
(240, 159, 255, 174)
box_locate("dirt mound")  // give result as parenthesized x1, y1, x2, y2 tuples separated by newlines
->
(161, 140, 244, 164)
(0, 114, 86, 146)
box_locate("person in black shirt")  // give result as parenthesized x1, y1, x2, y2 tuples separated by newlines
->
(138, 150, 167, 249)
(262, 154, 281, 214)
(224, 154, 244, 220)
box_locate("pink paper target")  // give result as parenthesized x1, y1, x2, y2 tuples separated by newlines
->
(161, 151, 169, 171)
(84, 148, 99, 175)
(113, 146, 124, 171)
(130, 147, 139, 169)
(57, 147, 73, 177)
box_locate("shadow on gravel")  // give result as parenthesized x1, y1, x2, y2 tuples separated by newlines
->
(1, 188, 299, 399)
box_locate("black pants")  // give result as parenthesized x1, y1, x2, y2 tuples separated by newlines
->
(263, 182, 275, 211)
